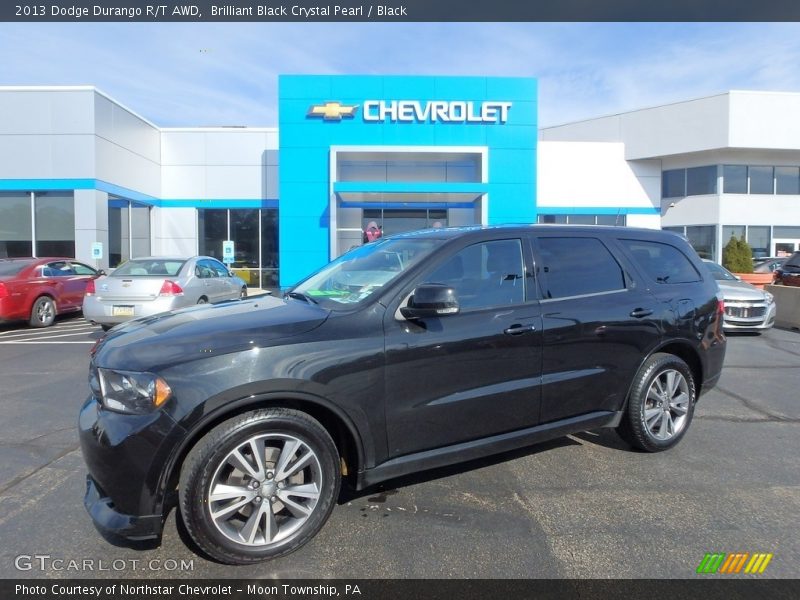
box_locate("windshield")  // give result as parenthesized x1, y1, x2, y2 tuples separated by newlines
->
(704, 261, 737, 281)
(291, 238, 443, 308)
(112, 259, 186, 277)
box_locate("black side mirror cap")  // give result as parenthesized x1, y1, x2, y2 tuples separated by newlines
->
(400, 283, 460, 319)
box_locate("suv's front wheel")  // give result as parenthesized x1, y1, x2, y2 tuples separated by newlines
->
(618, 353, 696, 452)
(179, 408, 340, 564)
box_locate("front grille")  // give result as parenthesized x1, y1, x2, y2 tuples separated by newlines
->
(725, 305, 766, 319)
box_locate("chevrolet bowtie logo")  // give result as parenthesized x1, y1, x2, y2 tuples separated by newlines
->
(307, 101, 359, 121)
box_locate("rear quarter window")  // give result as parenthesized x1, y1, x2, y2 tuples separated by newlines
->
(621, 239, 701, 284)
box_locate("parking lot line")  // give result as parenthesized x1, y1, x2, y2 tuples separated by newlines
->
(0, 324, 96, 339)
(0, 340, 96, 344)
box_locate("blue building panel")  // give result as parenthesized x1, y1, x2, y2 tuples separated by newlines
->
(279, 75, 538, 287)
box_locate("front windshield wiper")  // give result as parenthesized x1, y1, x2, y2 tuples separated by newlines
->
(284, 291, 318, 305)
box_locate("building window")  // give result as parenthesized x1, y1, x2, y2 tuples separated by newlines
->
(108, 199, 151, 267)
(723, 165, 748, 193)
(722, 226, 746, 247)
(0, 191, 76, 259)
(198, 208, 279, 290)
(747, 226, 770, 259)
(749, 166, 774, 194)
(776, 167, 800, 195)
(685, 225, 716, 261)
(774, 226, 800, 238)
(662, 169, 686, 198)
(686, 166, 717, 196)
(34, 192, 75, 257)
(0, 192, 33, 257)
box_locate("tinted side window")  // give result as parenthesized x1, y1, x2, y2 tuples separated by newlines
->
(536, 237, 625, 299)
(196, 259, 218, 279)
(621, 239, 701, 284)
(70, 262, 97, 276)
(426, 239, 525, 310)
(45, 261, 75, 276)
(209, 259, 230, 277)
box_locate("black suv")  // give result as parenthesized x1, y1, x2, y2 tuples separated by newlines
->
(80, 225, 726, 564)
(774, 251, 800, 286)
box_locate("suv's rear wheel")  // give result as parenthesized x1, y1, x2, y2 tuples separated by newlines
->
(179, 408, 340, 564)
(618, 353, 696, 452)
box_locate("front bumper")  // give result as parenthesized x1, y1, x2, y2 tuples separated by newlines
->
(723, 300, 776, 331)
(84, 476, 163, 541)
(78, 396, 187, 541)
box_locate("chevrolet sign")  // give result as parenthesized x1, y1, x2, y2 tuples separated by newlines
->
(363, 100, 511, 123)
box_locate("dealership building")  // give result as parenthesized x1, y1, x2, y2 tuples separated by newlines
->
(1, 75, 799, 288)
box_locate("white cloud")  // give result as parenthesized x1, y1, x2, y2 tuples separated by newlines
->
(2, 22, 800, 127)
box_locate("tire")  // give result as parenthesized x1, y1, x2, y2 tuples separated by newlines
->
(197, 296, 208, 305)
(240, 287, 248, 299)
(179, 408, 340, 564)
(617, 353, 696, 452)
(29, 296, 56, 327)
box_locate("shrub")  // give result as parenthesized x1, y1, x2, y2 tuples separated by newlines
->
(722, 234, 753, 273)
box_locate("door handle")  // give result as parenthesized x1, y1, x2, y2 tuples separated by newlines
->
(504, 324, 536, 335)
(630, 308, 654, 318)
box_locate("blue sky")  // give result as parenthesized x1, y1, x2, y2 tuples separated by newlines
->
(2, 22, 800, 127)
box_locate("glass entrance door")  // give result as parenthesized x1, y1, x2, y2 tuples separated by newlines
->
(362, 208, 447, 242)
(774, 241, 798, 257)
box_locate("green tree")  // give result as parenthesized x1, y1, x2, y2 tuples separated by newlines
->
(722, 234, 753, 273)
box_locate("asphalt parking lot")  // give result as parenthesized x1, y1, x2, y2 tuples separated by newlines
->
(0, 315, 798, 579)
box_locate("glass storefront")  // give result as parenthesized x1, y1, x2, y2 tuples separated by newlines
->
(198, 208, 279, 289)
(108, 199, 151, 267)
(362, 208, 447, 240)
(0, 192, 33, 257)
(0, 191, 74, 258)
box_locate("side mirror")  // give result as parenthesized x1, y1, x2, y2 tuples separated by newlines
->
(400, 284, 459, 320)
(97, 270, 106, 276)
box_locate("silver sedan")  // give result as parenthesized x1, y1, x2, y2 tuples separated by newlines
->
(83, 256, 247, 330)
(703, 260, 776, 332)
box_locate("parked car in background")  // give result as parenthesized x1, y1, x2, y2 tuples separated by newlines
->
(703, 260, 775, 332)
(80, 226, 726, 564)
(83, 256, 247, 330)
(752, 257, 787, 273)
(0, 257, 101, 327)
(773, 251, 800, 287)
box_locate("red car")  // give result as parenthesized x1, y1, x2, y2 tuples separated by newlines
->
(0, 257, 102, 327)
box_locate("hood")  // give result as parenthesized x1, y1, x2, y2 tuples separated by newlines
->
(716, 280, 769, 301)
(94, 295, 330, 372)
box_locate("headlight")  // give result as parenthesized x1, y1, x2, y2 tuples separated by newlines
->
(764, 291, 774, 304)
(92, 367, 172, 414)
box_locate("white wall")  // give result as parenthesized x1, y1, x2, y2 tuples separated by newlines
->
(151, 206, 197, 256)
(73, 189, 109, 268)
(729, 91, 800, 150)
(93, 92, 161, 197)
(0, 88, 96, 179)
(161, 129, 278, 200)
(538, 141, 660, 210)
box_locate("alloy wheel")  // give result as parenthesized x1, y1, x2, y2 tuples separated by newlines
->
(643, 369, 690, 441)
(207, 433, 323, 547)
